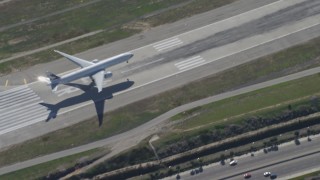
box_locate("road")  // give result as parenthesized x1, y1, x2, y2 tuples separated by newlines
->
(0, 0, 320, 176)
(164, 135, 320, 180)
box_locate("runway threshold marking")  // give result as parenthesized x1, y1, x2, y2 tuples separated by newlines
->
(58, 20, 320, 117)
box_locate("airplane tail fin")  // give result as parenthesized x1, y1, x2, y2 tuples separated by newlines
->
(38, 72, 60, 91)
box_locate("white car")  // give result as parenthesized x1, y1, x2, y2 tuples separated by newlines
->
(229, 160, 237, 166)
(263, 172, 271, 177)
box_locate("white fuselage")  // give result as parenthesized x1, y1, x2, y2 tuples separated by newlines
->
(59, 52, 133, 84)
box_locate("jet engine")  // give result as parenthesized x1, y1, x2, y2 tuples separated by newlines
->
(104, 71, 112, 79)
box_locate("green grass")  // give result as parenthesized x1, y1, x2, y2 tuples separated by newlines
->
(0, 148, 105, 180)
(1, 34, 320, 167)
(175, 74, 320, 129)
(0, 0, 93, 26)
(290, 170, 320, 180)
(154, 74, 320, 148)
(0, 0, 187, 59)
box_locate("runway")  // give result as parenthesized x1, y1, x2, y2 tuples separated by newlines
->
(0, 0, 320, 174)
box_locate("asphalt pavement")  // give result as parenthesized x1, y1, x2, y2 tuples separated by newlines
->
(164, 135, 320, 180)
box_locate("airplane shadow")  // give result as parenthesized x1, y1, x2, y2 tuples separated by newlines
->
(39, 80, 134, 126)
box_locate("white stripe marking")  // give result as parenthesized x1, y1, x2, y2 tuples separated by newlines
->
(0, 101, 44, 118)
(0, 114, 48, 135)
(153, 38, 180, 48)
(175, 56, 202, 66)
(154, 40, 182, 49)
(177, 60, 206, 70)
(157, 41, 184, 52)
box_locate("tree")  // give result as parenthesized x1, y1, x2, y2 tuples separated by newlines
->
(220, 154, 225, 165)
(294, 131, 300, 138)
(176, 166, 180, 173)
(229, 151, 234, 158)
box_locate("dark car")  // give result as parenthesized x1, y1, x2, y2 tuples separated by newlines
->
(190, 170, 195, 176)
(270, 174, 277, 179)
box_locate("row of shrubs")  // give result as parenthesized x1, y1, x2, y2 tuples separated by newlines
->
(68, 98, 320, 179)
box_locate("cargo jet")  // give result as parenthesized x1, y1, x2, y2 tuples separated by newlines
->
(39, 50, 133, 92)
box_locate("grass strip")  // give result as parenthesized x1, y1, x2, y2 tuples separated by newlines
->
(175, 74, 320, 129)
(0, 148, 105, 180)
(290, 170, 320, 180)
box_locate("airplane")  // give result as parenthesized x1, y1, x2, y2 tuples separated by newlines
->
(38, 50, 133, 92)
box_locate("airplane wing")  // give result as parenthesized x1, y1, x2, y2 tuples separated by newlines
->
(54, 50, 93, 68)
(92, 70, 105, 92)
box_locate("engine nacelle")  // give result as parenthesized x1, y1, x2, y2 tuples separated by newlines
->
(104, 71, 112, 79)
(92, 59, 99, 63)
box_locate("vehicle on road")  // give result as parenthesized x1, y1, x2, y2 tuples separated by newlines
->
(190, 170, 195, 176)
(244, 173, 251, 178)
(264, 171, 271, 177)
(229, 159, 238, 166)
(270, 174, 277, 179)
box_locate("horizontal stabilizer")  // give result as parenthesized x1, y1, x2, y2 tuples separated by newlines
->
(46, 71, 60, 80)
